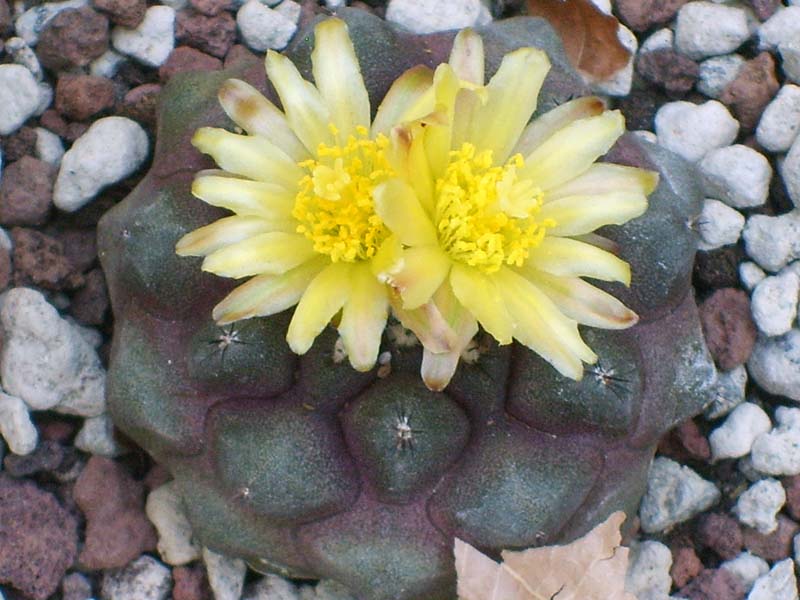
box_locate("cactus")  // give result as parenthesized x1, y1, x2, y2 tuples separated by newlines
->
(98, 9, 715, 600)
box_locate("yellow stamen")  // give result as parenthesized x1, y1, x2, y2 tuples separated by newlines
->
(435, 144, 554, 274)
(293, 125, 394, 263)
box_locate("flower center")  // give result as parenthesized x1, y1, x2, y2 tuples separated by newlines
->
(293, 125, 394, 263)
(434, 143, 552, 274)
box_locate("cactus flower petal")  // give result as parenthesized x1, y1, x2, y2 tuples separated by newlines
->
(524, 238, 631, 285)
(537, 191, 648, 237)
(338, 262, 390, 371)
(512, 96, 606, 157)
(449, 264, 514, 346)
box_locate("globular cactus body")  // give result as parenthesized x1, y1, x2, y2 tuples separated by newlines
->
(99, 10, 715, 599)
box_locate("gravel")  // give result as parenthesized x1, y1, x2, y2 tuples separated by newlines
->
(654, 100, 739, 162)
(0, 0, 799, 598)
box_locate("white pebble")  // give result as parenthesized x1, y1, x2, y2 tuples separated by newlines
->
(709, 402, 772, 461)
(5, 37, 43, 81)
(0, 65, 41, 136)
(740, 261, 767, 291)
(54, 117, 149, 212)
(697, 198, 745, 250)
(742, 211, 800, 272)
(146, 481, 200, 566)
(624, 540, 673, 599)
(591, 24, 636, 97)
(112, 6, 175, 68)
(236, 1, 298, 52)
(751, 271, 800, 337)
(699, 145, 772, 209)
(655, 100, 739, 163)
(748, 558, 797, 600)
(75, 414, 122, 456)
(0, 288, 106, 416)
(274, 0, 300, 22)
(101, 555, 172, 600)
(783, 135, 800, 208)
(757, 85, 800, 153)
(697, 54, 745, 98)
(14, 0, 87, 45)
(0, 391, 38, 456)
(242, 575, 301, 600)
(758, 7, 800, 51)
(751, 407, 800, 476)
(675, 2, 750, 60)
(720, 552, 770, 592)
(733, 478, 785, 534)
(639, 457, 721, 534)
(385, 0, 491, 35)
(704, 365, 747, 420)
(640, 28, 673, 54)
(90, 49, 128, 79)
(34, 81, 53, 116)
(203, 547, 246, 600)
(0, 228, 11, 251)
(748, 329, 800, 402)
(632, 130, 658, 144)
(782, 40, 800, 85)
(35, 127, 64, 167)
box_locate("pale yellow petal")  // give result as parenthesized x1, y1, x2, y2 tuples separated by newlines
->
(192, 127, 304, 189)
(537, 191, 648, 237)
(495, 267, 596, 379)
(338, 262, 389, 371)
(286, 261, 352, 354)
(523, 268, 638, 329)
(512, 96, 606, 157)
(202, 232, 316, 278)
(424, 64, 462, 178)
(449, 28, 484, 85)
(449, 264, 513, 345)
(420, 281, 479, 391)
(311, 18, 370, 140)
(520, 110, 625, 191)
(372, 66, 435, 136)
(545, 163, 659, 202)
(212, 256, 327, 324)
(525, 237, 631, 285)
(387, 122, 435, 213)
(265, 50, 333, 153)
(387, 245, 451, 310)
(218, 78, 308, 161)
(373, 179, 438, 246)
(176, 216, 290, 257)
(467, 47, 551, 165)
(371, 234, 404, 282)
(390, 292, 457, 354)
(191, 175, 295, 218)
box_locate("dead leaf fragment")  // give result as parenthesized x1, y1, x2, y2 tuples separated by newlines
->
(455, 511, 637, 600)
(526, 0, 630, 81)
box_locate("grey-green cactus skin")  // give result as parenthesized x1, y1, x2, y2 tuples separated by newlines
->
(98, 9, 715, 600)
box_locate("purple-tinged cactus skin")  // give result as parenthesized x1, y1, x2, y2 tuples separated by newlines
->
(98, 9, 716, 600)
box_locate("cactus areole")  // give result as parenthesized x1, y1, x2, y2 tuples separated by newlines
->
(99, 9, 716, 600)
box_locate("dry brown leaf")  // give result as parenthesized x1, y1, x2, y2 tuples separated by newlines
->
(455, 511, 637, 600)
(526, 0, 631, 81)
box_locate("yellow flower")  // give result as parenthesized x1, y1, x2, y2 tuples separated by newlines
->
(372, 30, 659, 390)
(176, 18, 437, 372)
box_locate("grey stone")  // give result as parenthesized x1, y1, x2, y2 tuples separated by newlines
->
(101, 555, 172, 600)
(704, 365, 747, 420)
(748, 330, 800, 402)
(655, 100, 739, 163)
(756, 84, 800, 153)
(699, 145, 772, 209)
(146, 481, 201, 566)
(698, 54, 745, 99)
(709, 402, 771, 461)
(0, 65, 41, 136)
(743, 211, 800, 272)
(639, 457, 721, 533)
(0, 288, 106, 416)
(751, 271, 799, 337)
(733, 478, 785, 534)
(111, 6, 175, 67)
(751, 407, 800, 476)
(675, 2, 750, 60)
(54, 117, 149, 212)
